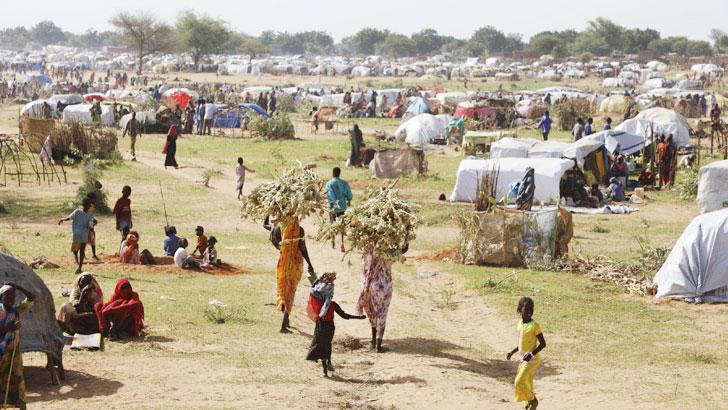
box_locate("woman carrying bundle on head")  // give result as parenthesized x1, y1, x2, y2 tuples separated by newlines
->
(305, 272, 365, 377)
(0, 283, 35, 410)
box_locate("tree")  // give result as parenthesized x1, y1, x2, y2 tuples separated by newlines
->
(235, 34, 268, 58)
(709, 29, 728, 53)
(585, 18, 625, 53)
(29, 21, 66, 45)
(111, 11, 176, 74)
(376, 34, 417, 58)
(686, 40, 714, 57)
(528, 32, 561, 56)
(347, 28, 390, 55)
(297, 31, 334, 55)
(469, 26, 508, 56)
(573, 31, 611, 56)
(411, 29, 444, 56)
(176, 11, 231, 70)
(0, 27, 30, 50)
(623, 28, 660, 54)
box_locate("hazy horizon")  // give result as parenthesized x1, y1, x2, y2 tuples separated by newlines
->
(1, 0, 726, 42)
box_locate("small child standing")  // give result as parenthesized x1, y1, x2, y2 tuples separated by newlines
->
(235, 157, 255, 199)
(305, 272, 365, 377)
(192, 226, 207, 257)
(113, 186, 133, 241)
(507, 297, 547, 410)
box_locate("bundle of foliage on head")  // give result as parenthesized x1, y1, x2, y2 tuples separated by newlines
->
(240, 164, 326, 226)
(249, 113, 295, 140)
(75, 157, 110, 214)
(317, 187, 420, 260)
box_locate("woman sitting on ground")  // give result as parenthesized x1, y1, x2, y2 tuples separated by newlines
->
(101, 278, 145, 339)
(57, 273, 104, 335)
(119, 231, 155, 265)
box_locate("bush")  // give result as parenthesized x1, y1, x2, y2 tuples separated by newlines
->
(678, 166, 699, 200)
(75, 156, 110, 214)
(249, 113, 295, 140)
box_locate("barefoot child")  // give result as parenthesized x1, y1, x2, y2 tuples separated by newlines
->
(58, 197, 95, 273)
(235, 157, 255, 199)
(507, 297, 547, 410)
(305, 272, 365, 377)
(201, 236, 220, 269)
(192, 226, 207, 257)
(113, 186, 133, 242)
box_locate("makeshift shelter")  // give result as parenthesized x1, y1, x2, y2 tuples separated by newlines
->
(0, 252, 65, 382)
(62, 104, 115, 126)
(629, 108, 691, 147)
(489, 137, 539, 159)
(616, 114, 691, 148)
(161, 88, 199, 109)
(83, 93, 106, 103)
(20, 100, 49, 119)
(450, 157, 574, 203)
(369, 147, 426, 179)
(653, 208, 728, 302)
(454, 102, 495, 119)
(582, 129, 646, 156)
(697, 160, 728, 214)
(405, 97, 432, 116)
(394, 113, 449, 145)
(599, 95, 631, 113)
(444, 118, 465, 144)
(48, 94, 83, 109)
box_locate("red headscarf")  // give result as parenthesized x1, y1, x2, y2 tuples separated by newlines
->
(102, 278, 145, 336)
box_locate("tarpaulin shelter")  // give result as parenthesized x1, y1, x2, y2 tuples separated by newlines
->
(48, 94, 83, 109)
(240, 103, 272, 118)
(450, 157, 574, 203)
(394, 113, 449, 145)
(369, 147, 426, 179)
(62, 104, 115, 126)
(582, 129, 647, 156)
(697, 160, 728, 214)
(454, 102, 495, 119)
(489, 138, 539, 159)
(21, 100, 49, 119)
(616, 108, 691, 147)
(405, 97, 432, 116)
(444, 118, 465, 144)
(162, 88, 199, 109)
(653, 208, 728, 302)
(83, 93, 106, 103)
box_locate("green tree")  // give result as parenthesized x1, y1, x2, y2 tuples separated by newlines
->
(573, 31, 611, 56)
(111, 11, 176, 74)
(176, 10, 231, 69)
(297, 31, 334, 55)
(346, 28, 390, 55)
(686, 40, 714, 57)
(623, 28, 660, 54)
(528, 32, 561, 56)
(411, 29, 444, 56)
(376, 34, 417, 58)
(469, 26, 507, 55)
(237, 34, 268, 58)
(709, 29, 728, 53)
(30, 21, 66, 45)
(585, 18, 625, 52)
(0, 27, 30, 50)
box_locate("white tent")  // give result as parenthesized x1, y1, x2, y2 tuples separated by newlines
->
(582, 129, 646, 155)
(527, 141, 570, 159)
(616, 108, 691, 147)
(489, 138, 539, 158)
(62, 104, 115, 126)
(697, 160, 728, 214)
(20, 100, 48, 118)
(527, 139, 602, 167)
(450, 157, 574, 203)
(653, 208, 728, 302)
(394, 114, 449, 145)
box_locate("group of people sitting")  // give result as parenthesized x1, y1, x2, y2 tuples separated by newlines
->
(57, 274, 144, 340)
(163, 225, 220, 270)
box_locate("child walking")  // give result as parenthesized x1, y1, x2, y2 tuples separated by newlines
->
(305, 272, 365, 377)
(507, 297, 547, 410)
(58, 197, 95, 273)
(235, 157, 255, 199)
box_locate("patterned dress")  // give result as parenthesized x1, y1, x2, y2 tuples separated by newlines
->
(356, 252, 393, 339)
(0, 300, 33, 410)
(276, 220, 304, 314)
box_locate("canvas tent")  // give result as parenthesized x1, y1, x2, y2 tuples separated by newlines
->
(394, 113, 449, 145)
(369, 147, 426, 179)
(582, 129, 646, 156)
(489, 138, 539, 158)
(697, 160, 728, 214)
(450, 157, 574, 203)
(62, 104, 115, 126)
(653, 208, 728, 302)
(617, 108, 691, 147)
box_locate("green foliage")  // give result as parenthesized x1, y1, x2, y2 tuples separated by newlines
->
(249, 114, 295, 140)
(343, 28, 390, 55)
(176, 10, 231, 67)
(591, 224, 610, 234)
(203, 301, 251, 324)
(678, 166, 699, 200)
(75, 157, 111, 214)
(634, 236, 670, 274)
(376, 34, 417, 58)
(200, 169, 224, 188)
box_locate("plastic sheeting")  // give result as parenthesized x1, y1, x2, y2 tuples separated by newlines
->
(653, 208, 728, 302)
(62, 104, 115, 126)
(633, 108, 691, 146)
(162, 88, 199, 109)
(21, 100, 48, 118)
(490, 138, 539, 159)
(450, 157, 574, 203)
(697, 160, 728, 214)
(582, 129, 646, 155)
(615, 113, 691, 148)
(394, 113, 448, 145)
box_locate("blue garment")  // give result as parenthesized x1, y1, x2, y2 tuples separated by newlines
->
(325, 178, 352, 213)
(164, 234, 180, 256)
(608, 183, 625, 201)
(604, 123, 611, 130)
(584, 123, 593, 135)
(537, 115, 552, 133)
(68, 208, 93, 243)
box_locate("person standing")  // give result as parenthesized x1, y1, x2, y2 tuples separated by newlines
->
(348, 124, 364, 166)
(0, 283, 36, 410)
(113, 186, 133, 241)
(507, 297, 547, 410)
(235, 157, 256, 199)
(325, 167, 352, 252)
(537, 111, 552, 141)
(604, 117, 612, 131)
(656, 135, 670, 188)
(268, 91, 277, 114)
(572, 118, 584, 141)
(196, 99, 206, 136)
(584, 117, 594, 136)
(122, 112, 141, 160)
(58, 197, 95, 273)
(163, 124, 179, 169)
(264, 216, 314, 333)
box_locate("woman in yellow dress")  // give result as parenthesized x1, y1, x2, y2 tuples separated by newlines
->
(264, 217, 314, 333)
(507, 297, 547, 410)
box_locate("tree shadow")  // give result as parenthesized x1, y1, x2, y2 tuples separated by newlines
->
(109, 334, 176, 345)
(387, 337, 560, 383)
(329, 374, 426, 385)
(25, 367, 123, 403)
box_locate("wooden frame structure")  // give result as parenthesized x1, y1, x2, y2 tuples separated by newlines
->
(0, 135, 66, 187)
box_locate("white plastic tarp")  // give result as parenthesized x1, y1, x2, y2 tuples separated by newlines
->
(394, 114, 449, 145)
(697, 160, 728, 214)
(62, 104, 114, 126)
(450, 157, 574, 203)
(653, 208, 728, 302)
(527, 141, 570, 159)
(632, 108, 691, 147)
(490, 138, 539, 159)
(582, 129, 646, 155)
(21, 100, 48, 118)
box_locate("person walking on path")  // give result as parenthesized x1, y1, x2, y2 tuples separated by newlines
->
(507, 297, 547, 410)
(325, 167, 352, 252)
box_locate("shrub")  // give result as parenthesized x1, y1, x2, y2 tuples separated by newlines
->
(249, 113, 295, 140)
(678, 166, 699, 200)
(74, 156, 110, 214)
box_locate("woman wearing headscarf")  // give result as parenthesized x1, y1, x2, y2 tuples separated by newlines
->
(0, 283, 35, 410)
(119, 232, 140, 264)
(306, 272, 365, 377)
(348, 124, 364, 166)
(516, 167, 536, 211)
(57, 273, 104, 335)
(263, 216, 314, 333)
(163, 124, 178, 169)
(101, 278, 145, 339)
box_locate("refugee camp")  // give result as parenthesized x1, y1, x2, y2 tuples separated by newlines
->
(1, 0, 728, 408)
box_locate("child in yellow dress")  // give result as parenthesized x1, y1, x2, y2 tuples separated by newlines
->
(507, 297, 547, 410)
